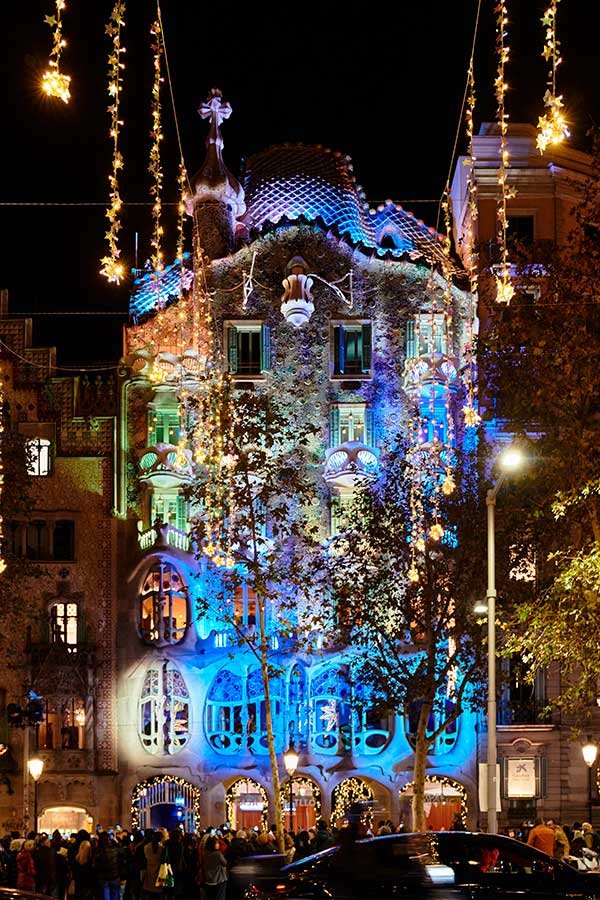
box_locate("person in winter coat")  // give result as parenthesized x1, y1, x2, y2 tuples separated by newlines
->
(73, 839, 95, 900)
(35, 834, 57, 895)
(202, 836, 227, 900)
(142, 831, 164, 899)
(95, 831, 123, 900)
(16, 840, 36, 892)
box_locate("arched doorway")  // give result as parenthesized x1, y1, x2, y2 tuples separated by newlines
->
(131, 776, 200, 833)
(331, 777, 374, 829)
(226, 778, 268, 831)
(400, 777, 467, 830)
(280, 777, 321, 832)
(39, 806, 93, 835)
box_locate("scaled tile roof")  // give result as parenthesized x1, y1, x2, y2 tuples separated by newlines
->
(130, 255, 193, 322)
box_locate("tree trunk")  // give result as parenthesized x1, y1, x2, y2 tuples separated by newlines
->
(258, 599, 285, 853)
(412, 700, 432, 832)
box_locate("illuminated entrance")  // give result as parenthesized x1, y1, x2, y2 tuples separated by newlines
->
(400, 777, 467, 830)
(331, 777, 374, 828)
(226, 778, 268, 831)
(280, 777, 321, 831)
(131, 776, 200, 833)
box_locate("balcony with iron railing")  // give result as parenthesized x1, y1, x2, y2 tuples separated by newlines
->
(497, 699, 551, 726)
(137, 520, 191, 553)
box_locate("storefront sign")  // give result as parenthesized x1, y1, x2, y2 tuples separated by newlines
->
(506, 758, 536, 798)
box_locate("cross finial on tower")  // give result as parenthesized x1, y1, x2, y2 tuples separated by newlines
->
(199, 88, 232, 129)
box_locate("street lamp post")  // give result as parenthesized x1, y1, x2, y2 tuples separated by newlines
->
(582, 738, 598, 825)
(283, 741, 299, 834)
(27, 757, 44, 833)
(482, 446, 524, 835)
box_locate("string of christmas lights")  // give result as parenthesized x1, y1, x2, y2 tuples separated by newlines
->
(176, 161, 188, 299)
(331, 777, 374, 827)
(536, 0, 570, 154)
(399, 775, 468, 826)
(41, 0, 71, 103)
(131, 775, 200, 829)
(461, 60, 481, 428)
(226, 778, 269, 830)
(149, 16, 165, 294)
(99, 1, 127, 285)
(493, 0, 515, 305)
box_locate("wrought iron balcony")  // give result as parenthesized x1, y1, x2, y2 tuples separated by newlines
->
(403, 351, 459, 399)
(138, 443, 193, 488)
(324, 441, 379, 489)
(138, 521, 191, 553)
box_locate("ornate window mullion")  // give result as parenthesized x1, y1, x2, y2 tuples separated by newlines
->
(241, 666, 250, 749)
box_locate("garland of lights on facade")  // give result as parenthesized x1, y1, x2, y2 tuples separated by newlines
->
(131, 775, 201, 829)
(149, 16, 165, 291)
(536, 0, 570, 154)
(493, 0, 515, 305)
(176, 162, 188, 298)
(41, 0, 71, 103)
(226, 779, 269, 830)
(99, 2, 127, 285)
(279, 777, 322, 820)
(331, 777, 374, 826)
(400, 775, 468, 826)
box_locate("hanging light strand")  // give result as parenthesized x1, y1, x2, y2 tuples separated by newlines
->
(149, 16, 165, 292)
(462, 59, 481, 427)
(537, 0, 570, 154)
(493, 0, 515, 305)
(41, 0, 71, 103)
(176, 161, 188, 299)
(99, 1, 127, 285)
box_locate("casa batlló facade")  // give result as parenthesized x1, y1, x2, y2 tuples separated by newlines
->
(0, 97, 595, 835)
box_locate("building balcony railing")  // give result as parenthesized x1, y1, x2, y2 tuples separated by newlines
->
(28, 641, 96, 668)
(138, 443, 193, 488)
(138, 521, 191, 553)
(36, 749, 95, 773)
(497, 700, 550, 726)
(324, 441, 379, 489)
(403, 352, 459, 399)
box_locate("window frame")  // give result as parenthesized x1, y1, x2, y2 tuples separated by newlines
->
(25, 437, 53, 477)
(139, 662, 191, 756)
(139, 560, 188, 646)
(330, 320, 373, 380)
(225, 321, 271, 379)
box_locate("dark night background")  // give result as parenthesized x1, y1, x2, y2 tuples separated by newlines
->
(1, 1, 599, 366)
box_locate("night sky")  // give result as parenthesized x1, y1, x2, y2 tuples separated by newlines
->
(1, 2, 599, 366)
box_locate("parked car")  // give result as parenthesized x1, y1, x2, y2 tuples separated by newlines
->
(0, 889, 53, 900)
(245, 832, 600, 900)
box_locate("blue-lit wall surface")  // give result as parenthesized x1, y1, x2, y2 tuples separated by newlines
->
(118, 208, 478, 826)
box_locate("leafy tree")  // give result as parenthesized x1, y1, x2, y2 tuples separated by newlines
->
(483, 130, 600, 725)
(186, 384, 330, 851)
(331, 440, 486, 831)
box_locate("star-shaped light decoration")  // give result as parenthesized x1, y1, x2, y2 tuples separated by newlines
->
(320, 698, 338, 732)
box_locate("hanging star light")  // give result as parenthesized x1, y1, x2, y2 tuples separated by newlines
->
(149, 15, 165, 296)
(320, 698, 338, 732)
(41, 0, 71, 102)
(537, 0, 570, 154)
(100, 1, 127, 284)
(493, 0, 515, 305)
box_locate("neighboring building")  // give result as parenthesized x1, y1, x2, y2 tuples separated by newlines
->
(0, 110, 594, 835)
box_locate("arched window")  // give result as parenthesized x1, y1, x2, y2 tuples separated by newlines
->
(140, 562, 187, 646)
(234, 585, 258, 637)
(405, 697, 459, 756)
(205, 669, 244, 754)
(49, 602, 78, 647)
(139, 662, 190, 755)
(204, 667, 283, 756)
(310, 668, 351, 755)
(287, 664, 308, 749)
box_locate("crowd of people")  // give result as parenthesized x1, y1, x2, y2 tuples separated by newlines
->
(2, 815, 600, 900)
(507, 819, 600, 869)
(0, 819, 345, 900)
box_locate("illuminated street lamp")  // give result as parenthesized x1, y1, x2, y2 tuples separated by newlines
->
(482, 445, 525, 834)
(582, 738, 598, 825)
(27, 757, 44, 832)
(284, 741, 299, 833)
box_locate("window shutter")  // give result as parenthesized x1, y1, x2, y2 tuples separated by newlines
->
(365, 407, 374, 447)
(260, 324, 271, 372)
(332, 326, 341, 374)
(406, 320, 416, 358)
(176, 495, 187, 533)
(361, 323, 372, 372)
(338, 325, 346, 374)
(329, 406, 340, 448)
(227, 326, 238, 374)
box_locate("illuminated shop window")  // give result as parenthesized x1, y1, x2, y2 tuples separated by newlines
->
(226, 323, 270, 376)
(331, 322, 372, 377)
(49, 602, 78, 646)
(406, 314, 448, 358)
(139, 662, 190, 755)
(139, 562, 187, 646)
(147, 409, 181, 446)
(26, 438, 52, 476)
(405, 697, 458, 756)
